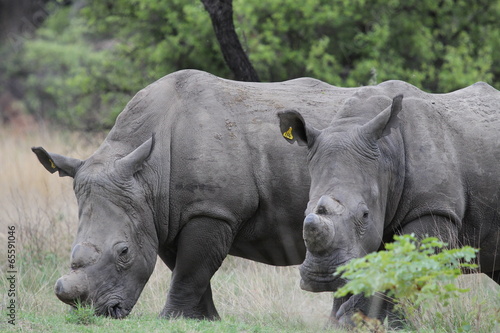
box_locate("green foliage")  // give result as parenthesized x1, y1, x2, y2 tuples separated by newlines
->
(80, 0, 229, 78)
(18, 5, 139, 129)
(333, 234, 478, 310)
(65, 301, 98, 325)
(13, 0, 231, 129)
(3, 0, 499, 128)
(234, 0, 499, 91)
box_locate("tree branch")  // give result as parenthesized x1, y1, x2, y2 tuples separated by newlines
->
(200, 0, 260, 82)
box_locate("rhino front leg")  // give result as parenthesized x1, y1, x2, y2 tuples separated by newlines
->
(160, 249, 219, 319)
(326, 296, 350, 327)
(160, 216, 233, 320)
(335, 293, 391, 327)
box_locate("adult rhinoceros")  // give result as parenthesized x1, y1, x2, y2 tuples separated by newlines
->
(32, 70, 368, 320)
(278, 82, 500, 325)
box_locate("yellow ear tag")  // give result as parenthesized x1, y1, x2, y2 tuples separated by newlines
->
(49, 159, 56, 169)
(283, 127, 294, 140)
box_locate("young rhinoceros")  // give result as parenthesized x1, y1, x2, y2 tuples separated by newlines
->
(278, 83, 500, 326)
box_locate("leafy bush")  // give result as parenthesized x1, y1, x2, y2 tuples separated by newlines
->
(334, 234, 477, 307)
(19, 5, 136, 129)
(16, 1, 230, 129)
(234, 0, 499, 91)
(333, 233, 478, 328)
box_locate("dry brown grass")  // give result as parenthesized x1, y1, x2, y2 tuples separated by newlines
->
(135, 258, 334, 329)
(0, 125, 100, 258)
(0, 124, 333, 331)
(0, 124, 103, 316)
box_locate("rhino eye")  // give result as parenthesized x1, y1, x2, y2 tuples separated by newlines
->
(363, 211, 369, 219)
(120, 246, 129, 256)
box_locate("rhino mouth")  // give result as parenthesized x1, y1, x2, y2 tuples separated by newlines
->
(107, 303, 129, 319)
(92, 301, 130, 319)
(300, 265, 348, 292)
(299, 256, 351, 292)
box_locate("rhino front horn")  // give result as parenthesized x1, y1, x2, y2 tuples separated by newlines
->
(303, 213, 335, 254)
(55, 271, 90, 305)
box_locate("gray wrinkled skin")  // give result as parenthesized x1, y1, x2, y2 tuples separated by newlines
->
(32, 70, 364, 320)
(279, 82, 500, 326)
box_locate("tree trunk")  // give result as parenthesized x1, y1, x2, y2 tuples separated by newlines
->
(200, 0, 260, 82)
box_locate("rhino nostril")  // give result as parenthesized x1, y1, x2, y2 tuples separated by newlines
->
(316, 206, 328, 215)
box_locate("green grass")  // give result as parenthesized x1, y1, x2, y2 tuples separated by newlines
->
(65, 302, 98, 325)
(5, 312, 328, 333)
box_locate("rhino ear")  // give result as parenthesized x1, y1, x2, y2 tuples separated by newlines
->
(31, 147, 83, 178)
(116, 134, 155, 177)
(361, 94, 403, 142)
(278, 110, 320, 147)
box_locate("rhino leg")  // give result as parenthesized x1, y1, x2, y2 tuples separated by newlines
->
(160, 216, 233, 320)
(326, 296, 349, 327)
(160, 250, 218, 319)
(335, 293, 391, 326)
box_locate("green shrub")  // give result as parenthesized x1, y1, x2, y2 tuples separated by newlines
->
(333, 234, 478, 326)
(20, 5, 134, 130)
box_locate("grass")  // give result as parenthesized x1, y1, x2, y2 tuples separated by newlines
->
(406, 274, 500, 332)
(0, 124, 499, 332)
(65, 302, 97, 326)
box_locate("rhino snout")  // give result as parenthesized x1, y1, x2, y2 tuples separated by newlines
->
(55, 271, 90, 305)
(303, 213, 334, 254)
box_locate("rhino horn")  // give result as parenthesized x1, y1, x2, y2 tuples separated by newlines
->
(303, 213, 335, 254)
(54, 270, 89, 305)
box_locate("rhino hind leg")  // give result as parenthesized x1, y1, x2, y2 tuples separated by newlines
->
(160, 216, 233, 320)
